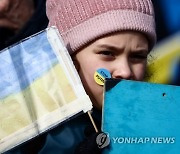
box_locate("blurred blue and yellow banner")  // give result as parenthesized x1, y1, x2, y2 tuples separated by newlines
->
(145, 32, 180, 85)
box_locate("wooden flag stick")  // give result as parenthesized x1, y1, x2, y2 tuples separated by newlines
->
(88, 111, 98, 133)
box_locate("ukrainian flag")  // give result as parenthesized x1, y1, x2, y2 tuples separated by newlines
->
(0, 28, 92, 153)
(145, 32, 180, 85)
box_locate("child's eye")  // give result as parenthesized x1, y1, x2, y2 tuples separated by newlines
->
(130, 54, 147, 63)
(98, 51, 114, 57)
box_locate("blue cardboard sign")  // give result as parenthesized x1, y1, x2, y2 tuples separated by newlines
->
(102, 79, 180, 154)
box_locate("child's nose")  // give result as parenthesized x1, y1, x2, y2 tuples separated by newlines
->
(111, 61, 133, 80)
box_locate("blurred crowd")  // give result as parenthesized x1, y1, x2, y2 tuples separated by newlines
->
(0, 0, 48, 51)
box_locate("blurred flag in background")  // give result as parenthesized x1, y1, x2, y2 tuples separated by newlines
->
(145, 32, 180, 86)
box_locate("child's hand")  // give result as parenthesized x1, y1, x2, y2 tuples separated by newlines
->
(74, 125, 110, 154)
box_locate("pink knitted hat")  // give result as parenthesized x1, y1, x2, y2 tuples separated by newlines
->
(46, 0, 156, 54)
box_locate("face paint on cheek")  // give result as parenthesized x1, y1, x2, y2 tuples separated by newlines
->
(94, 68, 111, 86)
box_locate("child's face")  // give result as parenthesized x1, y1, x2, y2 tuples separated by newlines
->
(73, 31, 149, 110)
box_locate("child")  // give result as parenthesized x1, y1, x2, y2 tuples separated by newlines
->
(6, 0, 156, 153)
(46, 0, 156, 111)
